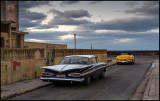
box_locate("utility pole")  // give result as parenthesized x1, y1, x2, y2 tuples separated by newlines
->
(74, 34, 76, 49)
(91, 43, 92, 49)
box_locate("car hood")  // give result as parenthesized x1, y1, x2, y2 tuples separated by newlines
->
(41, 64, 92, 72)
(116, 55, 132, 60)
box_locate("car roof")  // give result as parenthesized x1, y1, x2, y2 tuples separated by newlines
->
(65, 55, 96, 58)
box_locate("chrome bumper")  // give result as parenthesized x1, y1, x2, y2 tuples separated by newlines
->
(40, 77, 84, 82)
(117, 61, 131, 63)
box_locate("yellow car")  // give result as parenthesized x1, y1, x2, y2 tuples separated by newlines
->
(116, 52, 135, 65)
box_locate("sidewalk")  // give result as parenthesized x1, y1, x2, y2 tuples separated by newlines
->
(1, 78, 52, 100)
(143, 60, 159, 100)
(1, 60, 116, 100)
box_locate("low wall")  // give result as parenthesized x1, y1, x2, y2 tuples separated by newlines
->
(107, 50, 159, 56)
(1, 59, 45, 85)
(1, 48, 46, 85)
(47, 49, 107, 65)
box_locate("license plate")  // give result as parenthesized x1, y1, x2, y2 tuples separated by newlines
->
(56, 74, 65, 78)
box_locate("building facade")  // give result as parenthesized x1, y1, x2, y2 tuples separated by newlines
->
(1, 1, 28, 48)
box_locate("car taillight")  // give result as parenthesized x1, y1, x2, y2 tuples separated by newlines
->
(41, 72, 54, 76)
(68, 73, 82, 77)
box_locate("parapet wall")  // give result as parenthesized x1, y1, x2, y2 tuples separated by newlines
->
(47, 49, 107, 65)
(107, 50, 159, 56)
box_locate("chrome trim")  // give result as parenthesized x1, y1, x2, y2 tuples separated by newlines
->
(81, 65, 106, 76)
(40, 77, 84, 82)
(117, 61, 131, 63)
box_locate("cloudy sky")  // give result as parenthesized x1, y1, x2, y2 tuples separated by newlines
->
(19, 1, 159, 50)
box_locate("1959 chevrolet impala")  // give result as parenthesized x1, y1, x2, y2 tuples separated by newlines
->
(40, 55, 107, 85)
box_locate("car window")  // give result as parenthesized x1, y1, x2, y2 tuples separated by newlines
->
(88, 57, 97, 64)
(59, 56, 89, 65)
(91, 57, 97, 64)
(121, 52, 132, 55)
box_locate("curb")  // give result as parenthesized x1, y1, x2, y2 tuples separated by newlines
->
(107, 60, 117, 67)
(1, 82, 52, 100)
(143, 61, 159, 100)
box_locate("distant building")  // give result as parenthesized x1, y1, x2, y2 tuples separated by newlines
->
(24, 42, 67, 58)
(1, 1, 28, 48)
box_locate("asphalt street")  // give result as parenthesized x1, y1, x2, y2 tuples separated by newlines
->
(9, 56, 158, 100)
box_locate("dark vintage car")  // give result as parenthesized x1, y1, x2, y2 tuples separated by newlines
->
(40, 55, 107, 85)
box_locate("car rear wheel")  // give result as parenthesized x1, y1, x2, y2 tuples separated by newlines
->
(84, 77, 91, 86)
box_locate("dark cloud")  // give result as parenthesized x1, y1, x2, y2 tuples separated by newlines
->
(88, 1, 103, 5)
(78, 16, 159, 32)
(19, 1, 49, 31)
(19, 1, 51, 10)
(49, 9, 91, 18)
(60, 1, 80, 6)
(35, 25, 58, 29)
(48, 9, 91, 25)
(19, 21, 39, 28)
(125, 1, 139, 7)
(19, 10, 46, 21)
(19, 10, 47, 30)
(125, 1, 159, 16)
(49, 17, 90, 25)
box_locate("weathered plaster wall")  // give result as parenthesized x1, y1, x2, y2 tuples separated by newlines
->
(24, 42, 67, 58)
(1, 32, 9, 38)
(1, 59, 45, 85)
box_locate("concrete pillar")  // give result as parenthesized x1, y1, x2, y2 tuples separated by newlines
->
(8, 24, 12, 48)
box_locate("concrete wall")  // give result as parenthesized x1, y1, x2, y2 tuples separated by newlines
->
(1, 32, 9, 38)
(1, 1, 19, 30)
(7, 1, 19, 30)
(24, 42, 67, 49)
(1, 31, 25, 48)
(1, 59, 45, 85)
(48, 49, 107, 65)
(107, 50, 159, 56)
(1, 1, 6, 21)
(24, 42, 67, 58)
(11, 33, 24, 48)
(1, 48, 46, 85)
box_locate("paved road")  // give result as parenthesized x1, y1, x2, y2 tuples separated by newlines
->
(9, 56, 158, 100)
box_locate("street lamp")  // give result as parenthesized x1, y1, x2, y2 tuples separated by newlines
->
(74, 34, 76, 49)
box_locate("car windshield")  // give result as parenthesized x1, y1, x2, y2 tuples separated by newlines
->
(121, 52, 131, 55)
(59, 56, 89, 65)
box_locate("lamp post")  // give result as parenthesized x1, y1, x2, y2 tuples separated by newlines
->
(74, 34, 76, 49)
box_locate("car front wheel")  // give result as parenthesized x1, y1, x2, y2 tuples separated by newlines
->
(99, 71, 105, 78)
